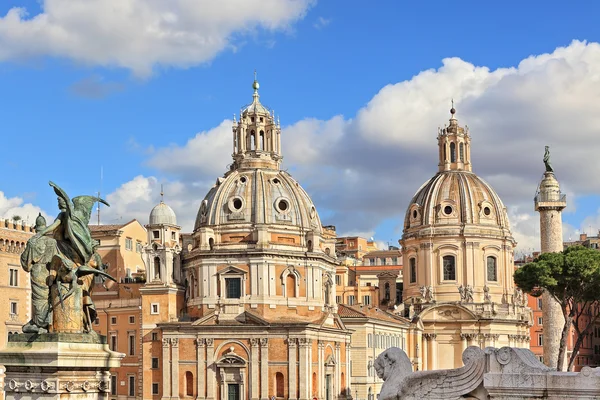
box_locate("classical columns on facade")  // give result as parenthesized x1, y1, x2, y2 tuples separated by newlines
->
(162, 338, 171, 400)
(171, 338, 180, 399)
(345, 340, 351, 397)
(317, 341, 324, 399)
(250, 339, 260, 400)
(299, 339, 312, 400)
(206, 339, 215, 400)
(334, 342, 341, 400)
(288, 338, 298, 400)
(197, 339, 206, 400)
(422, 333, 437, 370)
(260, 338, 269, 400)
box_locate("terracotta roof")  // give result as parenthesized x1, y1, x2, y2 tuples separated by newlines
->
(338, 304, 408, 324)
(363, 249, 402, 257)
(88, 219, 137, 233)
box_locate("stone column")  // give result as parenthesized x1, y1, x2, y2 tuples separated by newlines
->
(422, 335, 428, 370)
(251, 338, 260, 400)
(460, 333, 468, 354)
(260, 338, 269, 400)
(299, 339, 311, 400)
(429, 334, 437, 370)
(171, 338, 180, 399)
(345, 341, 351, 397)
(317, 341, 324, 399)
(162, 338, 171, 399)
(535, 170, 567, 370)
(334, 342, 341, 400)
(206, 339, 215, 400)
(288, 338, 298, 400)
(197, 339, 206, 400)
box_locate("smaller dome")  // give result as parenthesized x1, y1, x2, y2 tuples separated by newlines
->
(149, 202, 177, 226)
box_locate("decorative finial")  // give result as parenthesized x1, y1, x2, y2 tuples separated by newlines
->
(233, 113, 236, 123)
(160, 184, 164, 203)
(450, 98, 456, 116)
(252, 69, 259, 92)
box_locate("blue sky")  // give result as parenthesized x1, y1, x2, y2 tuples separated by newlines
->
(1, 0, 600, 253)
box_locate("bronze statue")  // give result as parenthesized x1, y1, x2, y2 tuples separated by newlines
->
(543, 145, 553, 172)
(20, 182, 115, 334)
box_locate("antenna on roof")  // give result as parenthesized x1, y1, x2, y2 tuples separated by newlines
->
(97, 166, 103, 226)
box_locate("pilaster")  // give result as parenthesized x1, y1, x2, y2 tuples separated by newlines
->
(251, 338, 260, 400)
(288, 338, 297, 400)
(197, 338, 205, 400)
(171, 338, 180, 399)
(260, 338, 269, 400)
(162, 338, 171, 399)
(206, 338, 215, 400)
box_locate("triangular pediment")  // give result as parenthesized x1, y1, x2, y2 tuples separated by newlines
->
(219, 266, 247, 275)
(377, 272, 399, 278)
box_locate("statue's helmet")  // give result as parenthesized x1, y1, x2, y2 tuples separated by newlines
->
(35, 212, 47, 231)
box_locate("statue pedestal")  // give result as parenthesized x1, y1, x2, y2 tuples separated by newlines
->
(0, 333, 123, 399)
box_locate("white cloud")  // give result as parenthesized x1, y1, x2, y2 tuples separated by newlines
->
(313, 16, 330, 29)
(102, 40, 600, 253)
(0, 0, 314, 76)
(0, 191, 50, 225)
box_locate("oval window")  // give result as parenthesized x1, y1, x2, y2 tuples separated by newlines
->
(272, 178, 280, 184)
(310, 206, 316, 219)
(239, 176, 247, 184)
(412, 210, 418, 219)
(483, 206, 491, 216)
(444, 205, 453, 215)
(233, 198, 243, 210)
(278, 199, 289, 211)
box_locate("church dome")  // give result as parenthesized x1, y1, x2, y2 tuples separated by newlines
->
(149, 201, 177, 226)
(194, 169, 322, 232)
(404, 171, 510, 231)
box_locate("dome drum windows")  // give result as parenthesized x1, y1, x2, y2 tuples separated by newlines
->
(478, 201, 496, 224)
(409, 204, 421, 227)
(437, 201, 458, 222)
(409, 257, 417, 284)
(442, 255, 456, 281)
(487, 256, 498, 282)
(227, 196, 245, 221)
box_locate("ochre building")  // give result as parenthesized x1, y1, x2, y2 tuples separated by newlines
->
(399, 106, 531, 370)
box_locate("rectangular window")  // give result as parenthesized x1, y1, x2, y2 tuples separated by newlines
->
(152, 357, 159, 369)
(225, 278, 242, 299)
(110, 335, 117, 351)
(369, 258, 375, 266)
(111, 316, 117, 324)
(9, 269, 18, 287)
(129, 316, 135, 324)
(111, 375, 117, 395)
(94, 318, 100, 325)
(171, 232, 176, 240)
(9, 301, 17, 315)
(153, 230, 159, 239)
(487, 256, 498, 281)
(409, 258, 417, 283)
(136, 241, 142, 253)
(443, 255, 456, 281)
(392, 257, 398, 265)
(335, 296, 342, 304)
(128, 375, 135, 397)
(538, 298, 543, 310)
(380, 257, 386, 266)
(347, 295, 355, 305)
(538, 334, 543, 346)
(362, 295, 371, 305)
(152, 383, 159, 395)
(335, 275, 341, 286)
(125, 237, 133, 251)
(538, 317, 543, 326)
(128, 334, 135, 356)
(152, 332, 158, 341)
(151, 303, 159, 315)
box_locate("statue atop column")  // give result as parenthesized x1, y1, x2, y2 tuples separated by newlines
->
(20, 181, 116, 334)
(543, 145, 553, 173)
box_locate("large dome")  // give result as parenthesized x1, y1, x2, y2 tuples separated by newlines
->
(404, 170, 511, 231)
(194, 168, 322, 232)
(149, 202, 177, 226)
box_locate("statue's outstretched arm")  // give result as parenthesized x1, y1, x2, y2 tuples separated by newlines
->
(35, 218, 61, 237)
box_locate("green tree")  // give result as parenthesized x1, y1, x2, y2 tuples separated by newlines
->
(11, 215, 21, 221)
(514, 245, 600, 371)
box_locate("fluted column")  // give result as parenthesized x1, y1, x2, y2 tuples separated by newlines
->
(317, 341, 324, 399)
(288, 338, 297, 400)
(171, 338, 180, 399)
(162, 338, 171, 399)
(260, 338, 269, 400)
(206, 339, 215, 400)
(299, 339, 311, 400)
(197, 339, 206, 400)
(251, 339, 260, 400)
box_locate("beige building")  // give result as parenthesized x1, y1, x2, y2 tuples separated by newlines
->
(0, 218, 34, 344)
(399, 106, 531, 370)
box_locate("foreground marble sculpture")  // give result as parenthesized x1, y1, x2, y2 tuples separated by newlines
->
(0, 182, 123, 399)
(378, 346, 600, 400)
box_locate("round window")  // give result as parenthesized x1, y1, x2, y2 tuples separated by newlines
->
(229, 197, 244, 212)
(239, 176, 247, 184)
(233, 198, 243, 210)
(444, 205, 453, 215)
(483, 206, 491, 216)
(278, 199, 289, 211)
(272, 178, 280, 184)
(412, 210, 418, 219)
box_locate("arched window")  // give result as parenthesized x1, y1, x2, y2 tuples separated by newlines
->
(409, 258, 417, 283)
(276, 372, 284, 397)
(459, 142, 464, 162)
(450, 142, 456, 163)
(307, 240, 313, 252)
(185, 371, 193, 396)
(153, 257, 161, 280)
(260, 130, 265, 150)
(444, 144, 447, 162)
(384, 282, 390, 300)
(286, 274, 296, 298)
(251, 130, 256, 150)
(487, 256, 498, 281)
(442, 255, 456, 281)
(208, 238, 214, 251)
